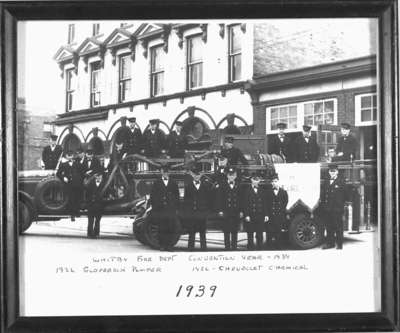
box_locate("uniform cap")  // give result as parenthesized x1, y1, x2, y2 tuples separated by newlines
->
(127, 116, 136, 122)
(250, 172, 261, 180)
(86, 148, 94, 155)
(93, 168, 104, 177)
(65, 150, 74, 156)
(149, 119, 159, 125)
(328, 163, 338, 170)
(341, 122, 351, 130)
(76, 148, 84, 154)
(160, 163, 169, 172)
(302, 125, 312, 132)
(190, 163, 202, 174)
(50, 134, 58, 140)
(227, 166, 237, 174)
(271, 172, 279, 180)
(276, 123, 287, 129)
(224, 136, 234, 143)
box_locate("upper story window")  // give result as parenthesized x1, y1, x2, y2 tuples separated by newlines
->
(119, 55, 131, 103)
(90, 62, 101, 107)
(150, 46, 164, 97)
(228, 25, 242, 82)
(266, 98, 337, 133)
(65, 69, 76, 111)
(355, 93, 377, 126)
(92, 23, 100, 36)
(187, 35, 203, 90)
(67, 24, 75, 44)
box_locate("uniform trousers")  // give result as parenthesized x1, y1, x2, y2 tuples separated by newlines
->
(87, 203, 103, 237)
(222, 214, 240, 250)
(187, 215, 207, 250)
(245, 215, 264, 250)
(323, 210, 344, 247)
(67, 184, 83, 217)
(266, 216, 285, 247)
(151, 211, 177, 250)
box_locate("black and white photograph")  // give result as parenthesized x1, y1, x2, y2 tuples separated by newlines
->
(11, 16, 386, 318)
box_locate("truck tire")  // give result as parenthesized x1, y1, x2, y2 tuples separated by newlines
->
(288, 213, 323, 249)
(19, 196, 35, 234)
(143, 216, 182, 250)
(133, 217, 148, 245)
(34, 177, 69, 214)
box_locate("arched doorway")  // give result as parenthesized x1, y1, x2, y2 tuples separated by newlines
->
(87, 136, 105, 155)
(62, 133, 81, 153)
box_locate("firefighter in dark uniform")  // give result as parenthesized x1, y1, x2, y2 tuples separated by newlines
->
(223, 113, 241, 135)
(74, 147, 86, 176)
(266, 173, 288, 249)
(242, 173, 269, 250)
(86, 169, 106, 238)
(320, 163, 346, 249)
(168, 121, 188, 158)
(221, 136, 248, 166)
(336, 122, 357, 161)
(148, 164, 180, 251)
(126, 116, 143, 155)
(216, 167, 244, 250)
(292, 125, 320, 163)
(268, 122, 292, 162)
(56, 150, 84, 221)
(82, 148, 102, 182)
(142, 119, 167, 158)
(41, 134, 63, 170)
(183, 164, 212, 251)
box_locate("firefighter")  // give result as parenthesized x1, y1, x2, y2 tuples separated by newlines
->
(82, 148, 102, 181)
(223, 113, 241, 135)
(86, 169, 106, 238)
(320, 163, 346, 250)
(168, 121, 188, 158)
(41, 134, 62, 170)
(142, 119, 167, 158)
(221, 136, 248, 166)
(56, 150, 84, 221)
(336, 122, 357, 161)
(127, 116, 142, 155)
(183, 164, 212, 251)
(265, 173, 288, 249)
(292, 125, 320, 163)
(242, 173, 269, 250)
(216, 166, 244, 251)
(148, 164, 180, 251)
(268, 122, 292, 162)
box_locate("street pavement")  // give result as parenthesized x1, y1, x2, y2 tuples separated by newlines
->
(19, 216, 378, 253)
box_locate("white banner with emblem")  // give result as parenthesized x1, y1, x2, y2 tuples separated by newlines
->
(274, 163, 321, 211)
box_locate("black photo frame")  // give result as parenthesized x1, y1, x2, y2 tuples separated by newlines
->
(1, 0, 399, 332)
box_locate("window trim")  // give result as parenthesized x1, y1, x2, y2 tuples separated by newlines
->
(65, 69, 75, 112)
(90, 62, 101, 107)
(118, 54, 132, 103)
(149, 45, 165, 98)
(228, 24, 242, 83)
(266, 98, 338, 134)
(186, 34, 203, 90)
(355, 92, 377, 126)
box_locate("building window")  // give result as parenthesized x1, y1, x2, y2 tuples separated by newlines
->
(119, 55, 131, 103)
(355, 93, 377, 126)
(90, 62, 101, 107)
(65, 69, 76, 111)
(228, 25, 242, 82)
(67, 24, 75, 44)
(187, 35, 203, 90)
(319, 131, 338, 157)
(266, 98, 337, 133)
(92, 23, 100, 36)
(150, 46, 164, 97)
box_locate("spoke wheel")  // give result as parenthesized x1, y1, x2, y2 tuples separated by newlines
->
(289, 213, 323, 249)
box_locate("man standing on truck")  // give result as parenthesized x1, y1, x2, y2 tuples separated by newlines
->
(41, 134, 62, 170)
(82, 148, 102, 183)
(292, 125, 320, 163)
(86, 169, 106, 238)
(183, 164, 212, 251)
(56, 150, 84, 221)
(127, 116, 142, 155)
(142, 119, 167, 158)
(216, 167, 244, 251)
(320, 163, 346, 250)
(268, 122, 292, 162)
(221, 136, 248, 167)
(336, 122, 357, 161)
(148, 164, 180, 251)
(168, 121, 188, 158)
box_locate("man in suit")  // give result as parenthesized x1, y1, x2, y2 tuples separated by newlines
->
(41, 134, 63, 170)
(292, 125, 320, 163)
(242, 173, 269, 250)
(148, 164, 180, 251)
(82, 148, 102, 182)
(221, 136, 248, 167)
(183, 164, 212, 251)
(56, 150, 84, 221)
(127, 116, 142, 155)
(320, 163, 347, 249)
(86, 170, 106, 238)
(336, 122, 357, 162)
(266, 173, 288, 249)
(223, 113, 241, 135)
(268, 122, 292, 162)
(168, 121, 188, 158)
(216, 167, 244, 250)
(142, 119, 167, 158)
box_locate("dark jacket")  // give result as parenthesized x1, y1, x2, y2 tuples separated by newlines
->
(127, 127, 143, 155)
(86, 178, 106, 205)
(320, 176, 347, 213)
(183, 179, 212, 216)
(216, 181, 244, 216)
(221, 147, 248, 166)
(42, 145, 63, 170)
(149, 178, 180, 212)
(292, 135, 320, 163)
(142, 128, 166, 157)
(336, 135, 357, 161)
(168, 131, 188, 158)
(82, 157, 102, 177)
(242, 186, 268, 217)
(268, 135, 292, 162)
(266, 187, 289, 218)
(56, 160, 83, 187)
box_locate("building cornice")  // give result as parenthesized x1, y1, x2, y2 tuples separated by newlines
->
(53, 109, 109, 125)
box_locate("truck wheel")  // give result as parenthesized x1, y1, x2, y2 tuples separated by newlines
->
(34, 177, 69, 214)
(133, 217, 148, 245)
(288, 213, 323, 249)
(19, 199, 34, 233)
(143, 216, 181, 249)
